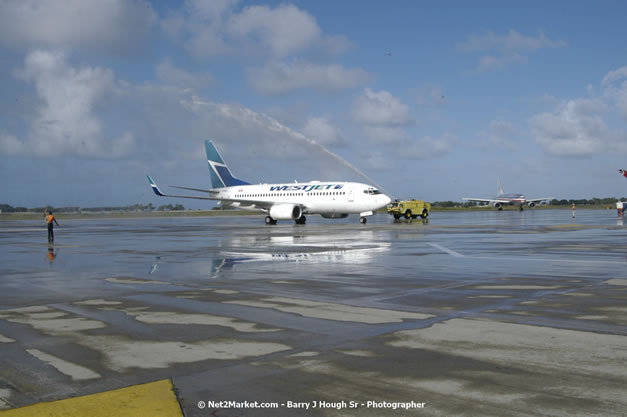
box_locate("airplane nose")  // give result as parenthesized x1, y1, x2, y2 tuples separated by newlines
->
(381, 194, 392, 206)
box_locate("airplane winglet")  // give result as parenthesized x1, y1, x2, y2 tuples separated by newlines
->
(147, 175, 166, 197)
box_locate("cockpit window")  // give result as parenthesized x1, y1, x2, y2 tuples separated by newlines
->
(363, 188, 382, 195)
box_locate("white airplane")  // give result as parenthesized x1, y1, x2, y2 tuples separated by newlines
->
(462, 178, 553, 211)
(148, 140, 391, 224)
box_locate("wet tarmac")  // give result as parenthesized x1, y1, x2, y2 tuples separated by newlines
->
(1, 209, 627, 416)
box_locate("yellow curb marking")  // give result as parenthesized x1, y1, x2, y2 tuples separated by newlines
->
(0, 379, 183, 417)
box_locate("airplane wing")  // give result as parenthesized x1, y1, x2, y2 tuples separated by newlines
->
(148, 176, 217, 200)
(462, 198, 511, 203)
(526, 197, 554, 203)
(169, 185, 215, 193)
(219, 199, 272, 211)
(149, 176, 312, 213)
(219, 198, 311, 214)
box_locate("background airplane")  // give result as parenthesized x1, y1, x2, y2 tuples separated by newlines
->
(463, 178, 553, 211)
(148, 140, 391, 224)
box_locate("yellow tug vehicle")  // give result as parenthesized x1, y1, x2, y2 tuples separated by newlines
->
(387, 200, 430, 219)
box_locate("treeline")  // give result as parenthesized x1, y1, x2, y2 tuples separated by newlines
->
(549, 198, 627, 206)
(0, 203, 186, 213)
(432, 197, 627, 208)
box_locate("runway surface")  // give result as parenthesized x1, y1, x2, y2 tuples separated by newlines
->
(1, 209, 626, 416)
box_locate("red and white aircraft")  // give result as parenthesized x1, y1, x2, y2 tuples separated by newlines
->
(463, 178, 553, 211)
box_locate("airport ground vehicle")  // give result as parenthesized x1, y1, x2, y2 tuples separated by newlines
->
(387, 200, 430, 219)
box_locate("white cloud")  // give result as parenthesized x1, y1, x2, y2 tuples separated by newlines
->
(601, 67, 627, 85)
(359, 151, 393, 171)
(167, 1, 345, 59)
(317, 35, 352, 56)
(402, 134, 456, 160)
(458, 29, 565, 52)
(1, 60, 371, 181)
(301, 117, 343, 146)
(161, 0, 234, 58)
(477, 53, 526, 71)
(601, 65, 627, 120)
(353, 88, 412, 126)
(363, 126, 408, 144)
(530, 66, 627, 156)
(541, 93, 558, 104)
(0, 0, 156, 55)
(0, 50, 134, 158)
(531, 99, 612, 156)
(248, 60, 370, 95)
(156, 60, 213, 89)
(457, 30, 565, 71)
(353, 88, 453, 158)
(186, 27, 232, 58)
(227, 4, 320, 57)
(161, 2, 362, 95)
(186, 0, 239, 21)
(479, 120, 518, 151)
(0, 133, 24, 155)
(363, 132, 455, 161)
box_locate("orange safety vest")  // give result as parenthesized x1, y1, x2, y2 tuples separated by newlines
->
(47, 215, 55, 224)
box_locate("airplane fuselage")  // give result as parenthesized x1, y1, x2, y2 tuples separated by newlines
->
(497, 194, 526, 205)
(214, 181, 390, 215)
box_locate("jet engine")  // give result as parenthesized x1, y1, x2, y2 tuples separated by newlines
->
(320, 213, 348, 219)
(528, 202, 536, 208)
(269, 204, 303, 220)
(493, 202, 502, 209)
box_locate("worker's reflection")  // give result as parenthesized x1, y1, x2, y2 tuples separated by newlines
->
(47, 246, 58, 264)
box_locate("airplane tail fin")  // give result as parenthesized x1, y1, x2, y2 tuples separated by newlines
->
(204, 140, 249, 188)
(497, 177, 504, 196)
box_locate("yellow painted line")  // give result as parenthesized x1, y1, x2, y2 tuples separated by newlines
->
(0, 379, 182, 417)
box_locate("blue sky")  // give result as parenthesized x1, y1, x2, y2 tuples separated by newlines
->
(2, 0, 627, 208)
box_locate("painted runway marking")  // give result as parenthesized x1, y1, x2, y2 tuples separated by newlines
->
(428, 243, 465, 258)
(427, 243, 626, 265)
(472, 255, 627, 265)
(26, 349, 101, 381)
(0, 229, 47, 232)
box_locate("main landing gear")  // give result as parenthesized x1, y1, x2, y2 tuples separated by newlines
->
(264, 216, 307, 225)
(265, 214, 368, 225)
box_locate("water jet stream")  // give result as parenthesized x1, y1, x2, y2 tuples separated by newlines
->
(196, 98, 388, 193)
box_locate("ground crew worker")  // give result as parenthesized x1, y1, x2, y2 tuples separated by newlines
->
(571, 203, 576, 218)
(46, 211, 60, 242)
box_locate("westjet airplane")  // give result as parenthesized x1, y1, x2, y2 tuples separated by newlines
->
(462, 178, 553, 211)
(148, 140, 391, 224)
